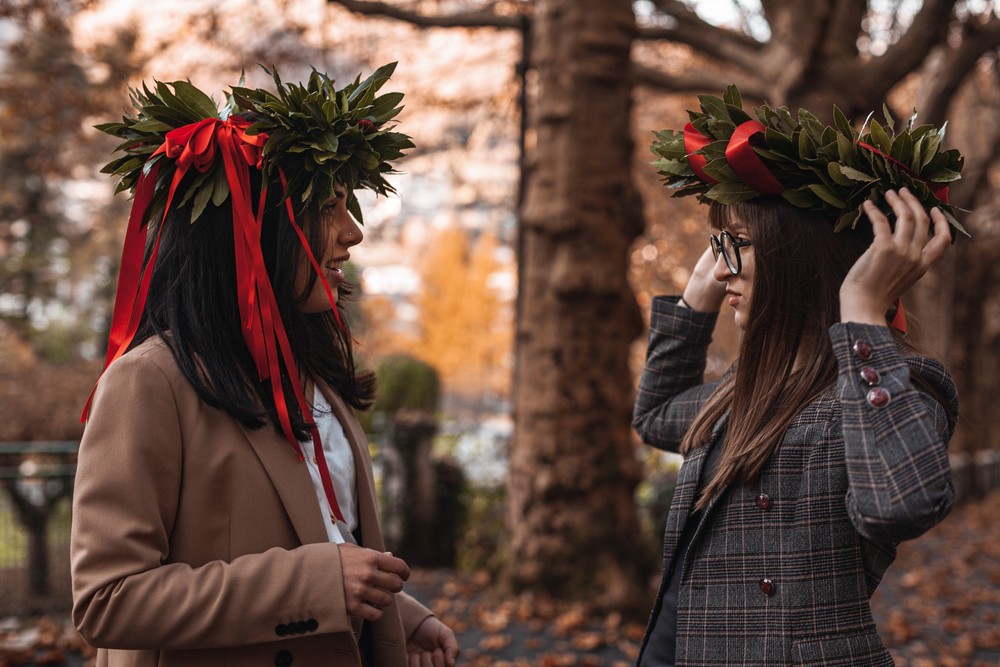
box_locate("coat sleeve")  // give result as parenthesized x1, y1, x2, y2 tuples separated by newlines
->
(632, 296, 723, 453)
(71, 348, 353, 650)
(832, 322, 958, 544)
(396, 591, 434, 638)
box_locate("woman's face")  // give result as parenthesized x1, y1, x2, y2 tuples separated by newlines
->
(712, 215, 754, 331)
(296, 188, 363, 313)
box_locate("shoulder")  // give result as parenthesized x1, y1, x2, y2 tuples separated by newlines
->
(93, 336, 191, 408)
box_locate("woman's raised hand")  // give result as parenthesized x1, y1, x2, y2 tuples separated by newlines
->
(681, 245, 728, 312)
(840, 188, 952, 326)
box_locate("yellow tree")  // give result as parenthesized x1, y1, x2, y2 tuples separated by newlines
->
(414, 227, 512, 400)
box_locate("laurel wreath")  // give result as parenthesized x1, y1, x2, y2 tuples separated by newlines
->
(650, 85, 966, 236)
(97, 62, 413, 226)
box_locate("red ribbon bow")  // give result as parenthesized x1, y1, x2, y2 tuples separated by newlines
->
(84, 116, 346, 522)
(684, 120, 785, 195)
(725, 120, 785, 195)
(683, 122, 719, 184)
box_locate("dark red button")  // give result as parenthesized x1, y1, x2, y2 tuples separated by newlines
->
(866, 387, 891, 408)
(853, 339, 873, 360)
(756, 493, 772, 511)
(759, 578, 775, 597)
(860, 366, 880, 386)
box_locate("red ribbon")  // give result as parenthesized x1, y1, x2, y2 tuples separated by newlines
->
(83, 116, 347, 523)
(857, 141, 949, 204)
(725, 120, 785, 195)
(889, 298, 907, 335)
(683, 122, 718, 184)
(684, 120, 785, 195)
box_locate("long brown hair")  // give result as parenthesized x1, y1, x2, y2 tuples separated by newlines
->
(683, 198, 873, 509)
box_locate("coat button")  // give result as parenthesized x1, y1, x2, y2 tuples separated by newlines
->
(305, 619, 318, 632)
(759, 578, 775, 597)
(274, 650, 293, 667)
(859, 366, 880, 386)
(274, 623, 288, 637)
(866, 387, 891, 408)
(756, 493, 772, 511)
(853, 339, 873, 360)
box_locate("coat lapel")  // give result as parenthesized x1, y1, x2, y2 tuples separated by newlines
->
(662, 413, 730, 567)
(237, 422, 329, 546)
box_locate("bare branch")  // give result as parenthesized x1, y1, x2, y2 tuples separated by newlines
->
(821, 0, 867, 60)
(862, 0, 957, 93)
(757, 1, 830, 102)
(636, 0, 763, 71)
(919, 17, 1000, 125)
(326, 0, 522, 29)
(636, 23, 762, 69)
(631, 61, 767, 100)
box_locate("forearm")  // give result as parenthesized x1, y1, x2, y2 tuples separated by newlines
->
(632, 296, 720, 451)
(73, 543, 350, 650)
(833, 322, 956, 543)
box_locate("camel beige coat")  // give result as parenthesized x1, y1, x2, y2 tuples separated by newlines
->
(71, 337, 433, 666)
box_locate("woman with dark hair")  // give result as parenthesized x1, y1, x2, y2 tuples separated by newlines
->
(634, 90, 963, 666)
(71, 66, 459, 667)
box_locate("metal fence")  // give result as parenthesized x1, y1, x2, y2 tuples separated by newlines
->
(0, 441, 998, 620)
(0, 442, 77, 617)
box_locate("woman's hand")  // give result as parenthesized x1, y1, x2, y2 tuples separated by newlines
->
(681, 245, 727, 312)
(407, 616, 461, 667)
(840, 188, 952, 325)
(338, 543, 410, 622)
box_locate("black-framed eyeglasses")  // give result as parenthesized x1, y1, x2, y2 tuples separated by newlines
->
(710, 231, 753, 276)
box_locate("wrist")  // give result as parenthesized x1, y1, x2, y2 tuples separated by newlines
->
(681, 288, 724, 313)
(839, 292, 889, 325)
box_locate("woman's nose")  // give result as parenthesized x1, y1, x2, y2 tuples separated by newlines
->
(711, 250, 730, 282)
(340, 216, 363, 246)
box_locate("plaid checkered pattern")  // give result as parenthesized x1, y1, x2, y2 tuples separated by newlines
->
(633, 296, 958, 666)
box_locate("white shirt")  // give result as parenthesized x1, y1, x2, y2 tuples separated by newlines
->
(307, 390, 358, 544)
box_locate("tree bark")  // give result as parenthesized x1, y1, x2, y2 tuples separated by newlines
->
(506, 0, 650, 613)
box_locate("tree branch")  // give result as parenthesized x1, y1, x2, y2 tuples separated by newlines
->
(326, 0, 522, 29)
(631, 62, 767, 100)
(821, 0, 867, 61)
(757, 0, 831, 103)
(862, 0, 957, 93)
(639, 0, 761, 51)
(636, 22, 762, 69)
(918, 17, 1000, 126)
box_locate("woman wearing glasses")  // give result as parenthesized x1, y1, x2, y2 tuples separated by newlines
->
(633, 91, 961, 666)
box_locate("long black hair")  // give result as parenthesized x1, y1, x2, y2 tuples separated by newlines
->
(131, 159, 375, 439)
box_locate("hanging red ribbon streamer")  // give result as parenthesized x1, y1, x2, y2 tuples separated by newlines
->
(725, 120, 785, 195)
(83, 116, 347, 523)
(683, 122, 719, 184)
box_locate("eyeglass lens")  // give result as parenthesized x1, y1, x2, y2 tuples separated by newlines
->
(710, 233, 740, 274)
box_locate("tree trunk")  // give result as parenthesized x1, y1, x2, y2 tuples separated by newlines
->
(506, 0, 650, 613)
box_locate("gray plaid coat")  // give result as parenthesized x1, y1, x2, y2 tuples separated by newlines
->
(632, 297, 958, 667)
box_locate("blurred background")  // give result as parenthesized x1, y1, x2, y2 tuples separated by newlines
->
(1, 1, 999, 665)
